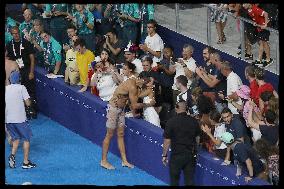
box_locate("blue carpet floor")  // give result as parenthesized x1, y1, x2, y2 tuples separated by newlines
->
(5, 113, 167, 185)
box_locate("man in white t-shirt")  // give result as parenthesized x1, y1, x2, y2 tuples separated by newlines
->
(139, 19, 164, 67)
(172, 44, 197, 104)
(5, 70, 37, 169)
(218, 61, 243, 114)
(124, 42, 143, 74)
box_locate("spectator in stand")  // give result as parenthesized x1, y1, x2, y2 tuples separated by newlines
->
(26, 19, 45, 67)
(90, 60, 120, 102)
(254, 67, 278, 112)
(209, 4, 228, 44)
(171, 44, 197, 106)
(88, 4, 113, 37)
(156, 45, 176, 109)
(174, 75, 192, 112)
(247, 100, 279, 146)
(102, 29, 126, 69)
(39, 30, 62, 75)
(258, 4, 278, 30)
(221, 107, 251, 165)
(74, 38, 95, 92)
(124, 42, 143, 74)
(67, 4, 95, 52)
(19, 9, 34, 41)
(136, 76, 160, 127)
(243, 4, 273, 67)
(218, 61, 243, 115)
(232, 85, 262, 142)
(44, 4, 71, 45)
(63, 24, 78, 53)
(259, 91, 279, 124)
(196, 94, 215, 153)
(65, 35, 79, 85)
(244, 65, 259, 104)
(5, 11, 17, 45)
(196, 46, 216, 102)
(22, 4, 43, 20)
(253, 139, 279, 185)
(201, 109, 228, 160)
(138, 4, 155, 43)
(220, 132, 268, 183)
(6, 26, 37, 119)
(189, 87, 203, 119)
(93, 49, 124, 85)
(196, 51, 227, 113)
(139, 56, 161, 113)
(115, 4, 140, 46)
(139, 19, 164, 66)
(221, 107, 249, 145)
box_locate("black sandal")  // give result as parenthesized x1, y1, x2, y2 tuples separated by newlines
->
(217, 38, 223, 44)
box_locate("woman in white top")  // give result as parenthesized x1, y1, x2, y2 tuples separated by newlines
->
(90, 59, 120, 102)
(201, 109, 228, 160)
(138, 77, 160, 127)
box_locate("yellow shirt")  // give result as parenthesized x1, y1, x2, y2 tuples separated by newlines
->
(76, 49, 95, 85)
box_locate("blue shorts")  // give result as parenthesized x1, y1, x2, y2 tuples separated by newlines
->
(6, 122, 32, 142)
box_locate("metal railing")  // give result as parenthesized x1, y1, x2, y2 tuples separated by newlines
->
(154, 4, 279, 75)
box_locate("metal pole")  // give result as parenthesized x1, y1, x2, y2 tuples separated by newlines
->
(240, 20, 245, 60)
(175, 3, 180, 32)
(276, 34, 279, 74)
(207, 7, 211, 46)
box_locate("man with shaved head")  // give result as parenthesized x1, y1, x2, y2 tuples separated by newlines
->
(162, 100, 201, 186)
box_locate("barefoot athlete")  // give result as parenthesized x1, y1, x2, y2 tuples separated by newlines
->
(101, 62, 145, 170)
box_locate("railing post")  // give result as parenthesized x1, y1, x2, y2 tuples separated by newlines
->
(240, 19, 245, 60)
(276, 34, 279, 73)
(207, 7, 211, 46)
(175, 3, 180, 32)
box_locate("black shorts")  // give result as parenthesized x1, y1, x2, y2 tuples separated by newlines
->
(257, 29, 270, 42)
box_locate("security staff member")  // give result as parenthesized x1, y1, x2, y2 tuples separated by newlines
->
(6, 26, 37, 119)
(162, 100, 201, 186)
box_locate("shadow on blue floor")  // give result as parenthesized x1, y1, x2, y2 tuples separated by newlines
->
(5, 113, 167, 185)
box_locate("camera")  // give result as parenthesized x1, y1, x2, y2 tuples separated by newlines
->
(103, 35, 108, 39)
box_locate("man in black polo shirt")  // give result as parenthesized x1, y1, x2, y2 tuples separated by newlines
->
(6, 26, 37, 119)
(162, 100, 201, 186)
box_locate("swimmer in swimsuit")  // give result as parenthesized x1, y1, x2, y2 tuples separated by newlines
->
(101, 62, 146, 170)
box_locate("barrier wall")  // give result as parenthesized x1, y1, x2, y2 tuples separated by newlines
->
(157, 25, 279, 92)
(35, 66, 270, 186)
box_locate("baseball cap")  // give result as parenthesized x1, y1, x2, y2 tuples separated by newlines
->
(220, 132, 234, 144)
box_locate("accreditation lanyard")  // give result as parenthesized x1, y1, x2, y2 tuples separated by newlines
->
(12, 39, 23, 58)
(43, 42, 52, 64)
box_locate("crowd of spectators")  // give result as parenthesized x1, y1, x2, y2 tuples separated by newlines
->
(5, 4, 278, 185)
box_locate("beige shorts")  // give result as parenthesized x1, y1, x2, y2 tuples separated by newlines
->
(106, 104, 125, 129)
